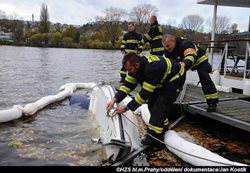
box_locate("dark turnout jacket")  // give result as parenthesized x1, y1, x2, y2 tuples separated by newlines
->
(120, 31, 143, 53)
(141, 21, 164, 55)
(164, 37, 208, 70)
(115, 55, 185, 111)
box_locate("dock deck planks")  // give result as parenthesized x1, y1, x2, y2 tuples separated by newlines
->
(182, 84, 250, 132)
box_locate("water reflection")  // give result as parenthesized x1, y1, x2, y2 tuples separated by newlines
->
(0, 46, 121, 165)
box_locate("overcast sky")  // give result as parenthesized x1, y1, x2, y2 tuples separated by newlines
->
(0, 0, 249, 31)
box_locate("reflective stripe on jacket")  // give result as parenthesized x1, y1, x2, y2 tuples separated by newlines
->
(115, 55, 185, 111)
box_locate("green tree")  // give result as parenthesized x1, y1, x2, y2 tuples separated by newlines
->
(74, 31, 80, 43)
(79, 33, 88, 48)
(63, 37, 73, 47)
(30, 33, 50, 46)
(39, 3, 50, 33)
(63, 25, 77, 42)
(50, 32, 62, 47)
(30, 33, 43, 46)
(41, 33, 50, 45)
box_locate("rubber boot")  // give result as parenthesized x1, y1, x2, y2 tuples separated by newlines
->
(162, 125, 168, 135)
(207, 103, 217, 112)
(141, 128, 164, 147)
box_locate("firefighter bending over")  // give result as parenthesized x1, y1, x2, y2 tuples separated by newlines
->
(106, 53, 186, 146)
(162, 34, 219, 112)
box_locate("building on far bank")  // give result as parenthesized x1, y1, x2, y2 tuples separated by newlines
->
(0, 31, 13, 42)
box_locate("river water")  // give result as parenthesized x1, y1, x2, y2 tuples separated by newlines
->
(0, 46, 248, 166)
(0, 46, 123, 166)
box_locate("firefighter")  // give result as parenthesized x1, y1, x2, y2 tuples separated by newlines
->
(106, 53, 186, 146)
(120, 22, 143, 83)
(141, 16, 164, 56)
(162, 34, 219, 112)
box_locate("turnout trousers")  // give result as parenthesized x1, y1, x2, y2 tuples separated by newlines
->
(146, 74, 186, 140)
(195, 61, 219, 105)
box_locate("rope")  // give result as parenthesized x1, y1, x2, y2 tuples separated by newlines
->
(168, 82, 188, 130)
(106, 82, 243, 166)
(119, 112, 235, 166)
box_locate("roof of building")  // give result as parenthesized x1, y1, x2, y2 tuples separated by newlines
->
(197, 0, 250, 8)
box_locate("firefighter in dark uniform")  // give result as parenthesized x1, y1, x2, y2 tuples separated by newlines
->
(120, 22, 143, 83)
(106, 53, 186, 146)
(162, 34, 219, 112)
(141, 16, 164, 56)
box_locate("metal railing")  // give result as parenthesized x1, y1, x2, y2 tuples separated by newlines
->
(196, 38, 250, 79)
(244, 41, 250, 79)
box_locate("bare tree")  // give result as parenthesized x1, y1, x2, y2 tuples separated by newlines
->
(96, 7, 126, 47)
(215, 16, 230, 34)
(11, 20, 24, 42)
(182, 14, 204, 32)
(39, 3, 50, 33)
(208, 16, 230, 34)
(129, 3, 158, 33)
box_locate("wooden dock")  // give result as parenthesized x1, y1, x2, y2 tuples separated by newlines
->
(179, 84, 250, 132)
(113, 82, 250, 132)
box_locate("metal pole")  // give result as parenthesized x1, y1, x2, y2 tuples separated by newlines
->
(243, 42, 250, 79)
(210, 0, 218, 65)
(248, 13, 250, 32)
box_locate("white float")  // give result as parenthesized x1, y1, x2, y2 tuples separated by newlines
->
(136, 104, 248, 166)
(164, 130, 247, 166)
(23, 82, 97, 116)
(0, 105, 23, 123)
(0, 82, 97, 122)
(88, 84, 140, 162)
